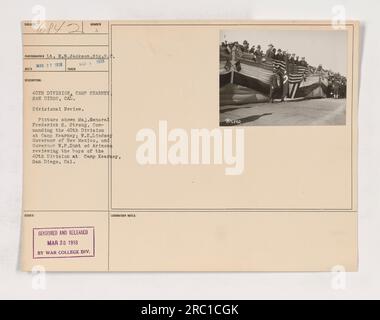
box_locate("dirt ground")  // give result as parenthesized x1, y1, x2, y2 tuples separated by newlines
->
(220, 98, 346, 126)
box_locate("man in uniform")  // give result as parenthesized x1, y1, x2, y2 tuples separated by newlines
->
(230, 42, 242, 71)
(269, 68, 281, 103)
(284, 51, 290, 64)
(255, 45, 263, 61)
(300, 57, 308, 67)
(275, 49, 283, 60)
(249, 45, 256, 61)
(242, 40, 249, 53)
(266, 44, 274, 58)
(281, 70, 289, 102)
(333, 77, 341, 99)
(290, 53, 296, 64)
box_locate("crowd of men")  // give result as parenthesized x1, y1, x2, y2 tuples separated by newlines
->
(220, 40, 309, 67)
(328, 76, 347, 99)
(220, 40, 347, 100)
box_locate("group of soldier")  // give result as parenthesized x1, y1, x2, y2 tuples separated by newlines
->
(329, 76, 347, 99)
(220, 40, 308, 66)
(269, 67, 288, 103)
(220, 40, 347, 101)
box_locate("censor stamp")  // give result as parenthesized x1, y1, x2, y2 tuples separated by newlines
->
(32, 227, 95, 259)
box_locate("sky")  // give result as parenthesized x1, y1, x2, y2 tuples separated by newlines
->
(221, 29, 347, 75)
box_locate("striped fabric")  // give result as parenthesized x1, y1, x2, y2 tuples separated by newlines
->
(220, 54, 327, 99)
(287, 64, 307, 83)
(238, 61, 273, 84)
(233, 57, 307, 85)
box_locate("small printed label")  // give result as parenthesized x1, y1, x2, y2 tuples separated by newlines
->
(33, 227, 95, 259)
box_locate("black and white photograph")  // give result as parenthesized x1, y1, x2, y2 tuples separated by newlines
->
(220, 29, 348, 126)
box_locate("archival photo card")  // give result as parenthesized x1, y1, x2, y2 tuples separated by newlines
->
(21, 21, 359, 272)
